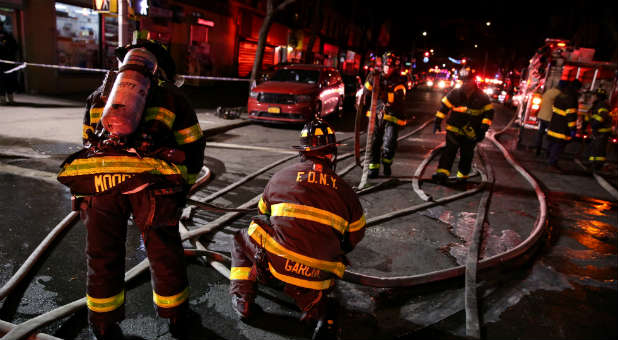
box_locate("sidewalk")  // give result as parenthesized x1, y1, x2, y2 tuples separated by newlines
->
(0, 93, 252, 157)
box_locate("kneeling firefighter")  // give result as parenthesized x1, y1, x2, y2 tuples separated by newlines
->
(361, 51, 408, 178)
(432, 67, 493, 184)
(229, 119, 366, 340)
(57, 38, 205, 340)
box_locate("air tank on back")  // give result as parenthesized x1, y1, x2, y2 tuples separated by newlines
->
(101, 47, 158, 136)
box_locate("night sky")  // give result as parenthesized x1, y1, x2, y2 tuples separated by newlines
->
(364, 0, 617, 74)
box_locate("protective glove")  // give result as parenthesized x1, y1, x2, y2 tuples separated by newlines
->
(433, 118, 442, 133)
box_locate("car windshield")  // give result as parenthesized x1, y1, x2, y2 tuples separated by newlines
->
(271, 69, 320, 84)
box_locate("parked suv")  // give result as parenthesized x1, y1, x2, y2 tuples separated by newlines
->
(248, 64, 345, 123)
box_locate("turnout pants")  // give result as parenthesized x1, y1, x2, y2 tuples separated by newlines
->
(589, 133, 609, 167)
(230, 219, 333, 322)
(535, 119, 550, 153)
(437, 132, 477, 178)
(547, 137, 567, 166)
(83, 188, 189, 328)
(370, 119, 400, 169)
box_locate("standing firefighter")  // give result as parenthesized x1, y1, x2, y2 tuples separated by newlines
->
(586, 88, 612, 170)
(57, 39, 205, 340)
(546, 80, 581, 170)
(362, 51, 408, 178)
(432, 67, 494, 184)
(229, 119, 366, 340)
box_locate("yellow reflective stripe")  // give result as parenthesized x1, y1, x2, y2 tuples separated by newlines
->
(591, 114, 604, 122)
(483, 103, 493, 112)
(383, 114, 406, 126)
(315, 128, 324, 136)
(153, 287, 189, 309)
(566, 108, 577, 114)
(465, 108, 484, 116)
(456, 171, 469, 179)
(436, 168, 450, 175)
(598, 108, 609, 113)
(382, 157, 393, 164)
(436, 111, 446, 119)
(87, 290, 125, 313)
(230, 266, 252, 280)
(348, 214, 366, 232)
(270, 203, 349, 234)
(258, 197, 270, 215)
(364, 81, 372, 91)
(453, 106, 468, 113)
(57, 156, 187, 177)
(90, 107, 103, 124)
(82, 125, 94, 139)
(552, 106, 569, 116)
(567, 121, 577, 127)
(446, 124, 463, 135)
(598, 128, 612, 133)
(441, 96, 454, 108)
(482, 118, 492, 126)
(393, 84, 406, 94)
(589, 156, 606, 161)
(369, 163, 380, 169)
(388, 92, 395, 103)
(145, 107, 176, 129)
(267, 262, 333, 290)
(547, 130, 570, 140)
(248, 222, 346, 277)
(174, 124, 203, 145)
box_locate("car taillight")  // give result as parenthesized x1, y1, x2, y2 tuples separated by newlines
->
(612, 138, 618, 144)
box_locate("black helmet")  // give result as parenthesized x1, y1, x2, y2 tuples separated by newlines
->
(593, 88, 607, 99)
(293, 119, 338, 153)
(115, 38, 176, 81)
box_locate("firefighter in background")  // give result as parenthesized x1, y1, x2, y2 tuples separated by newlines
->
(586, 88, 612, 171)
(57, 37, 205, 340)
(432, 67, 494, 184)
(361, 51, 408, 178)
(546, 79, 581, 170)
(229, 119, 366, 340)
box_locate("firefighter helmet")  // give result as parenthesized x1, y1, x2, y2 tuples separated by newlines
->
(382, 51, 400, 68)
(593, 88, 607, 99)
(293, 119, 338, 153)
(459, 67, 473, 80)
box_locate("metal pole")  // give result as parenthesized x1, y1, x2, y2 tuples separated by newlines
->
(118, 0, 130, 47)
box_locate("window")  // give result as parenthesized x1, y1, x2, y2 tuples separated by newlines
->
(271, 69, 320, 84)
(55, 2, 100, 68)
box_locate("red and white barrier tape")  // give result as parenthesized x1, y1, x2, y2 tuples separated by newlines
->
(0, 59, 250, 82)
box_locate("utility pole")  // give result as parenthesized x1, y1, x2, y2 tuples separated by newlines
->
(118, 0, 130, 47)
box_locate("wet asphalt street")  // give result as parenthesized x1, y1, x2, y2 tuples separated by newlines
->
(0, 88, 616, 340)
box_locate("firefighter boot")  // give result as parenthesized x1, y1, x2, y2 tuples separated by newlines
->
(368, 168, 379, 179)
(432, 172, 448, 185)
(312, 318, 338, 340)
(383, 163, 392, 177)
(232, 294, 259, 321)
(90, 322, 123, 340)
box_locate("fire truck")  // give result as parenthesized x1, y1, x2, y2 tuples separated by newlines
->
(514, 39, 617, 135)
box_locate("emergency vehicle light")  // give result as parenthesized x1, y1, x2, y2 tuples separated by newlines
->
(557, 42, 566, 47)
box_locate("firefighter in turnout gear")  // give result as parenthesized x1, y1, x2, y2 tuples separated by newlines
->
(546, 80, 581, 170)
(432, 67, 494, 184)
(362, 51, 408, 178)
(229, 119, 366, 340)
(586, 88, 612, 170)
(57, 39, 205, 340)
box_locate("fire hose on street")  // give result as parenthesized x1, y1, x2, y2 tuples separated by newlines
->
(1, 111, 548, 340)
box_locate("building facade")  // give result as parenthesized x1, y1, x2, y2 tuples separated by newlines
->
(1, 0, 367, 95)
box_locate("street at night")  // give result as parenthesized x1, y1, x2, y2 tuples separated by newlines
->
(1, 1, 617, 340)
